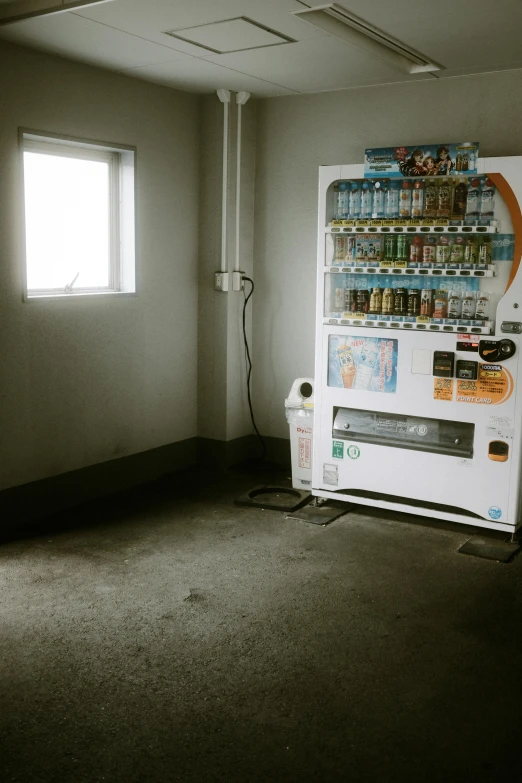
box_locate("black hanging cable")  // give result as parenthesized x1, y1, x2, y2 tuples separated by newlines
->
(242, 276, 267, 462)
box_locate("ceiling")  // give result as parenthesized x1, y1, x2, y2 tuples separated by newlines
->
(1, 0, 522, 97)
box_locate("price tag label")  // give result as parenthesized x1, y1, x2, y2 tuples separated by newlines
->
(394, 219, 407, 226)
(422, 218, 435, 226)
(393, 261, 407, 268)
(356, 219, 369, 227)
(382, 219, 396, 226)
(435, 219, 449, 226)
(416, 315, 430, 323)
(379, 261, 393, 268)
(343, 311, 366, 318)
(407, 219, 421, 226)
(370, 219, 383, 226)
(331, 219, 355, 226)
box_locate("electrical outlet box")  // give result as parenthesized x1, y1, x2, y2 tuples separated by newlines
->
(232, 271, 245, 291)
(214, 272, 229, 292)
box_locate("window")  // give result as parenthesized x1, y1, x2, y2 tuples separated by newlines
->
(21, 131, 135, 299)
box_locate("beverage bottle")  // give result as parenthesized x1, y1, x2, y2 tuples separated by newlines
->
(420, 289, 433, 316)
(411, 181, 424, 218)
(468, 150, 476, 171)
(393, 288, 407, 315)
(356, 289, 370, 313)
(356, 240, 365, 260)
(464, 237, 479, 264)
(450, 236, 465, 263)
(452, 178, 468, 220)
(361, 181, 373, 219)
(369, 287, 382, 314)
(461, 291, 476, 319)
(437, 178, 452, 218)
(349, 182, 361, 218)
(462, 153, 469, 171)
(432, 292, 448, 319)
(396, 234, 410, 261)
(372, 181, 385, 218)
(447, 291, 462, 318)
(475, 293, 490, 320)
(385, 182, 400, 218)
(466, 178, 481, 218)
(336, 182, 349, 218)
(382, 288, 395, 315)
(480, 178, 496, 219)
(410, 235, 424, 263)
(436, 235, 451, 263)
(479, 236, 492, 264)
(407, 289, 421, 316)
(423, 180, 439, 218)
(334, 236, 346, 262)
(384, 234, 397, 261)
(456, 152, 462, 172)
(422, 236, 437, 264)
(399, 181, 412, 217)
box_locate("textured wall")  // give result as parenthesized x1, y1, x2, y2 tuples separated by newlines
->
(254, 70, 522, 438)
(0, 40, 199, 489)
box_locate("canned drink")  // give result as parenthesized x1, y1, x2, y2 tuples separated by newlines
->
(334, 287, 345, 310)
(420, 289, 433, 317)
(407, 288, 421, 317)
(369, 287, 382, 314)
(382, 288, 395, 315)
(356, 289, 369, 313)
(394, 288, 407, 315)
(345, 288, 357, 312)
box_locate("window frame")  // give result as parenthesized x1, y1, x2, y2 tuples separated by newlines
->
(20, 129, 136, 301)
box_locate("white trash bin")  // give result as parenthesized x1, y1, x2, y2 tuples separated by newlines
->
(285, 378, 314, 490)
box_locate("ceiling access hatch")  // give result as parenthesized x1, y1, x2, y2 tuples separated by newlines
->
(164, 17, 295, 55)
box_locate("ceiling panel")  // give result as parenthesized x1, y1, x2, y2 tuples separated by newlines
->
(332, 0, 522, 72)
(0, 11, 193, 69)
(73, 0, 326, 55)
(204, 35, 433, 93)
(122, 57, 298, 97)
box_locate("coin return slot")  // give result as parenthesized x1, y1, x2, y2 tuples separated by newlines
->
(488, 441, 509, 462)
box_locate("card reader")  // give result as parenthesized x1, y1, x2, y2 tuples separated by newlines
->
(433, 351, 454, 378)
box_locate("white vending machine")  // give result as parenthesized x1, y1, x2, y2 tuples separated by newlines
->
(313, 153, 522, 533)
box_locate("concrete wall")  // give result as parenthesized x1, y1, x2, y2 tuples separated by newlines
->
(0, 40, 200, 490)
(253, 70, 522, 439)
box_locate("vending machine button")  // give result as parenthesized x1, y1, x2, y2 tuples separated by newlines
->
(501, 322, 522, 334)
(456, 360, 478, 380)
(433, 351, 455, 378)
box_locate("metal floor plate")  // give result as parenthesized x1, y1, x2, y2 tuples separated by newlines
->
(458, 536, 521, 563)
(234, 485, 311, 512)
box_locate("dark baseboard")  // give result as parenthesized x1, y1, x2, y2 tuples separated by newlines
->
(0, 435, 292, 531)
(0, 438, 198, 530)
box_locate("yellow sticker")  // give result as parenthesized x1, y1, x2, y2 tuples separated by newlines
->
(380, 261, 393, 268)
(395, 219, 408, 226)
(393, 261, 407, 268)
(382, 219, 396, 226)
(370, 219, 383, 226)
(416, 315, 430, 323)
(434, 378, 454, 401)
(422, 218, 435, 226)
(356, 219, 369, 227)
(457, 366, 514, 405)
(435, 219, 449, 226)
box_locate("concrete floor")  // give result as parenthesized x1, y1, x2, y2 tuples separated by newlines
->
(1, 467, 522, 782)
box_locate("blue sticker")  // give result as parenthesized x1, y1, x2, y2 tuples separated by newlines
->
(488, 506, 502, 520)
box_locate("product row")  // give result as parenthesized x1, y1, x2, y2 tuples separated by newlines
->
(332, 286, 491, 320)
(334, 177, 496, 221)
(332, 233, 492, 265)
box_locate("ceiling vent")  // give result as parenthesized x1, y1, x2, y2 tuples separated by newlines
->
(292, 3, 442, 74)
(164, 17, 295, 54)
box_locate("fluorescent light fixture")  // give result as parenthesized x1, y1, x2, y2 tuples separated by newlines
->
(292, 3, 442, 74)
(0, 0, 115, 26)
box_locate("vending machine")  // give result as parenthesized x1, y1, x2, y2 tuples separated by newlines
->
(313, 149, 522, 533)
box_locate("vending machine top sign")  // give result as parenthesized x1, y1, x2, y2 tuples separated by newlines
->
(364, 142, 480, 178)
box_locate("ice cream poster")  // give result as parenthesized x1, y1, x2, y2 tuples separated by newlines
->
(364, 142, 479, 178)
(328, 336, 398, 394)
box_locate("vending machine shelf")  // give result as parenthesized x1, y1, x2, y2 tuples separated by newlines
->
(323, 316, 493, 334)
(327, 223, 498, 234)
(324, 265, 495, 278)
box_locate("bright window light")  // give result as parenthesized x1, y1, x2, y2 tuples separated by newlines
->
(21, 132, 136, 299)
